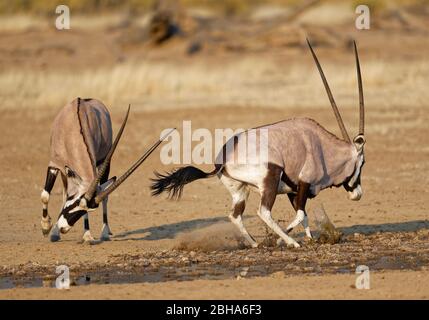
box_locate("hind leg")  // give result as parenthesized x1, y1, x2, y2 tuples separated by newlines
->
(219, 174, 257, 248)
(41, 167, 58, 236)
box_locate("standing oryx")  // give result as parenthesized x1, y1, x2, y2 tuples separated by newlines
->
(151, 39, 366, 248)
(41, 97, 172, 243)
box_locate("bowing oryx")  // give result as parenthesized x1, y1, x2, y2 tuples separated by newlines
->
(40, 97, 172, 242)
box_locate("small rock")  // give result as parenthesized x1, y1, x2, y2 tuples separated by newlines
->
(239, 267, 249, 277)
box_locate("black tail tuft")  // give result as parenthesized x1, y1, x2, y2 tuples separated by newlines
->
(151, 166, 216, 200)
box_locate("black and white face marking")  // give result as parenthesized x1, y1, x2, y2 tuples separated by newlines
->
(54, 174, 113, 236)
(56, 195, 92, 234)
(344, 153, 365, 201)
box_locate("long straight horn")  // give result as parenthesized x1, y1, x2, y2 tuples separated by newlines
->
(353, 40, 364, 135)
(306, 38, 351, 143)
(84, 105, 130, 202)
(94, 128, 176, 204)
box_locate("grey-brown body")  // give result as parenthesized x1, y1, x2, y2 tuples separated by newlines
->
(220, 118, 361, 196)
(49, 98, 112, 188)
(41, 97, 114, 242)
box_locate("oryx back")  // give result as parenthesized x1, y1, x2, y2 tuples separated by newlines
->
(49, 98, 112, 184)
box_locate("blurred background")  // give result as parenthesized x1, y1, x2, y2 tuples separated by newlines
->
(0, 0, 428, 112)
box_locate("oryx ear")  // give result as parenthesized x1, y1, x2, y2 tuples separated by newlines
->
(65, 166, 83, 183)
(353, 134, 366, 152)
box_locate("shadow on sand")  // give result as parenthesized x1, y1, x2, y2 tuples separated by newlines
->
(112, 216, 229, 241)
(339, 219, 429, 235)
(111, 216, 429, 242)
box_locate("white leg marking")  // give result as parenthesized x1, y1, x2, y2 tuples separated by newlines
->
(302, 214, 312, 238)
(81, 214, 95, 242)
(258, 206, 300, 248)
(41, 190, 50, 205)
(287, 209, 305, 231)
(229, 214, 257, 248)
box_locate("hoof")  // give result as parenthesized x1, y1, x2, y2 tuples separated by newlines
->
(100, 224, 112, 241)
(82, 231, 95, 243)
(50, 234, 61, 242)
(250, 242, 258, 248)
(42, 226, 52, 237)
(290, 242, 301, 248)
(41, 218, 53, 237)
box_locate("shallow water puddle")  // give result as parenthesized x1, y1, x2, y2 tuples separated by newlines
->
(0, 254, 426, 290)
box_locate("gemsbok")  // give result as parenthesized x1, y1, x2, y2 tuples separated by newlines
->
(151, 39, 366, 248)
(41, 97, 173, 243)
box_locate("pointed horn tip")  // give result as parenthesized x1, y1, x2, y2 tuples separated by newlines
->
(161, 128, 177, 140)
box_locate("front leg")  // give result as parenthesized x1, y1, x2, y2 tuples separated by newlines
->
(100, 197, 112, 241)
(258, 166, 300, 248)
(82, 214, 95, 243)
(41, 167, 58, 236)
(286, 182, 312, 239)
(99, 163, 113, 241)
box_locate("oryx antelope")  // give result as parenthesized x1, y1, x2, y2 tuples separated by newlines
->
(151, 39, 366, 248)
(41, 97, 172, 242)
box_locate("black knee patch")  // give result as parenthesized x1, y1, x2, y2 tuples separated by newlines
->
(44, 167, 58, 193)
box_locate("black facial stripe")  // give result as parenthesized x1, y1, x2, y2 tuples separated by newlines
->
(344, 158, 365, 189)
(65, 210, 87, 226)
(60, 198, 81, 217)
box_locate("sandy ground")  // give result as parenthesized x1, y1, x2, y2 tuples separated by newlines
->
(0, 104, 428, 299)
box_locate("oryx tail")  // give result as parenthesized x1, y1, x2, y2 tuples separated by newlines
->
(151, 165, 222, 199)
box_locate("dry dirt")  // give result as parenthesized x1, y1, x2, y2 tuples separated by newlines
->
(0, 5, 429, 299)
